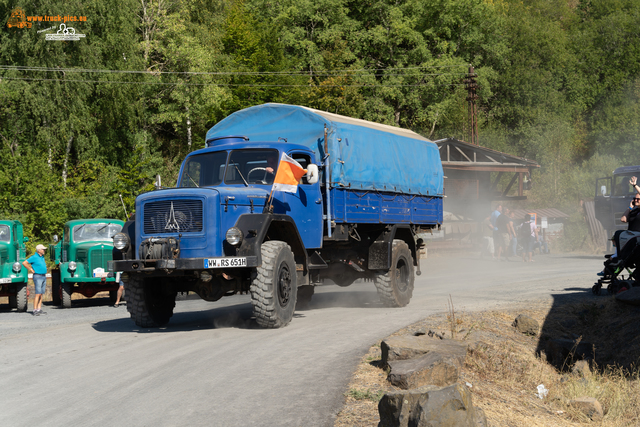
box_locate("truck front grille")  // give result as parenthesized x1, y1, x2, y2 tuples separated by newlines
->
(89, 247, 112, 271)
(143, 199, 203, 234)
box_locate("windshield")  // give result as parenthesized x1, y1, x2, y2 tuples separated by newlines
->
(72, 223, 123, 243)
(179, 151, 228, 188)
(613, 174, 637, 196)
(178, 149, 280, 187)
(0, 225, 9, 242)
(226, 149, 279, 185)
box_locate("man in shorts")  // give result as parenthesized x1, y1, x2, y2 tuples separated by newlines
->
(23, 244, 48, 316)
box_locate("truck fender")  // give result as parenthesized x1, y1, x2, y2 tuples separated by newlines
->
(368, 225, 418, 270)
(115, 220, 136, 260)
(234, 214, 308, 275)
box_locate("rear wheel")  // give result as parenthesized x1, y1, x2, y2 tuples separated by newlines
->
(16, 283, 28, 312)
(62, 283, 72, 308)
(126, 275, 176, 328)
(51, 270, 61, 306)
(374, 240, 415, 307)
(251, 241, 297, 328)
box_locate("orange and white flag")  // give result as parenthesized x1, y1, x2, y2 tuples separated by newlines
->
(272, 152, 307, 193)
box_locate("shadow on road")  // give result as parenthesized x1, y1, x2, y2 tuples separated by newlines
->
(92, 287, 384, 333)
(535, 287, 640, 371)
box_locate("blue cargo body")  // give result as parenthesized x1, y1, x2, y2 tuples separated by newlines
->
(111, 104, 445, 329)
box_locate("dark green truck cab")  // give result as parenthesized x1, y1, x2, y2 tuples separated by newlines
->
(50, 219, 124, 307)
(0, 220, 29, 311)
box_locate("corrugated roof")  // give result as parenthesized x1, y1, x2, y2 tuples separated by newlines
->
(509, 208, 570, 220)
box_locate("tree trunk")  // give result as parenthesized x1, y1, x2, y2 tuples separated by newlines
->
(62, 133, 73, 188)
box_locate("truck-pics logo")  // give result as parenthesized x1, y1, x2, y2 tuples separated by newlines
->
(7, 8, 31, 28)
(45, 23, 85, 41)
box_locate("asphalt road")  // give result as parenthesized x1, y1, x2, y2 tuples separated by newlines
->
(0, 253, 602, 427)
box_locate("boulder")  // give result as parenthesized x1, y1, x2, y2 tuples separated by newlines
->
(512, 314, 539, 335)
(381, 335, 468, 366)
(569, 397, 603, 421)
(388, 349, 465, 389)
(615, 286, 640, 306)
(378, 383, 487, 427)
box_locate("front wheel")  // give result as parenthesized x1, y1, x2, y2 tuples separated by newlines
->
(16, 283, 28, 312)
(251, 241, 297, 328)
(62, 283, 72, 308)
(51, 270, 61, 306)
(374, 240, 415, 307)
(126, 275, 176, 328)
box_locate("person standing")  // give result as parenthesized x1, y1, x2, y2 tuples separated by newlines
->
(495, 209, 511, 260)
(488, 204, 502, 259)
(23, 244, 48, 316)
(114, 272, 125, 308)
(521, 214, 538, 262)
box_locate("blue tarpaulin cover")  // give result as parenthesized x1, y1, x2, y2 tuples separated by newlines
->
(206, 103, 444, 196)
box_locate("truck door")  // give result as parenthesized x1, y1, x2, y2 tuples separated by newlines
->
(277, 151, 323, 249)
(594, 177, 612, 230)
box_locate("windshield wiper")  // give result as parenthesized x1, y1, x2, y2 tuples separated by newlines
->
(184, 171, 199, 188)
(97, 223, 110, 233)
(231, 161, 249, 187)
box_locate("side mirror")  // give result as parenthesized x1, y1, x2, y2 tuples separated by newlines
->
(306, 164, 319, 184)
(601, 185, 607, 197)
(53, 235, 59, 243)
(23, 237, 29, 243)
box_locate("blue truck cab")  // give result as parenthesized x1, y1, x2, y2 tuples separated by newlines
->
(111, 104, 444, 328)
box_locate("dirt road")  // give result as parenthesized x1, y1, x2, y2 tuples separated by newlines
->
(0, 253, 601, 426)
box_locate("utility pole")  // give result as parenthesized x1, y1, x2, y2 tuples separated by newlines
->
(465, 65, 478, 145)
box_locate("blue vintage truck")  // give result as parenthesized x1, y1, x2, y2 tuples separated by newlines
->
(110, 104, 443, 328)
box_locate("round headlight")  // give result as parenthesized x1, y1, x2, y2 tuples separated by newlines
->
(113, 233, 129, 251)
(68, 261, 77, 271)
(12, 262, 21, 273)
(225, 227, 243, 246)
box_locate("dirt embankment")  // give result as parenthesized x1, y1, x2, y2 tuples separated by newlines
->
(335, 292, 640, 426)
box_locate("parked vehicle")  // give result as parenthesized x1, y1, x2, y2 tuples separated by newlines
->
(50, 219, 124, 307)
(594, 166, 640, 233)
(0, 220, 29, 311)
(110, 103, 444, 328)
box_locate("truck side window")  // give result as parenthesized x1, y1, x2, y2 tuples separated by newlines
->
(291, 153, 311, 185)
(614, 175, 636, 196)
(0, 225, 9, 242)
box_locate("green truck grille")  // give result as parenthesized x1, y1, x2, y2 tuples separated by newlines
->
(88, 247, 113, 272)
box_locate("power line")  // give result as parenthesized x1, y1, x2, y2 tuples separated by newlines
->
(0, 64, 469, 77)
(0, 76, 468, 87)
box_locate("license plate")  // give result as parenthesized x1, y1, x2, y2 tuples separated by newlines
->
(204, 257, 247, 268)
(0, 278, 11, 284)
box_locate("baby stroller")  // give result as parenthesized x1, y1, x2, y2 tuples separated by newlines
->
(593, 230, 640, 295)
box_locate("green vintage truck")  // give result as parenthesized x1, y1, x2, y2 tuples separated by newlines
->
(0, 220, 29, 311)
(50, 219, 124, 307)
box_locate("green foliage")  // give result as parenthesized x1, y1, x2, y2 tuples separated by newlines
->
(2, 0, 640, 249)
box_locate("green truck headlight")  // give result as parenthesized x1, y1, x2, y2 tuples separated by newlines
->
(113, 233, 129, 251)
(68, 261, 77, 271)
(12, 262, 21, 273)
(225, 227, 243, 246)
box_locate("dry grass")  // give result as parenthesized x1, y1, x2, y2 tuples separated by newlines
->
(335, 297, 640, 427)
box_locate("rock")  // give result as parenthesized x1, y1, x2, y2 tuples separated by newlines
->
(381, 335, 468, 366)
(378, 383, 487, 427)
(388, 351, 463, 389)
(615, 286, 640, 306)
(571, 360, 592, 378)
(569, 397, 603, 421)
(513, 314, 539, 335)
(544, 338, 595, 370)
